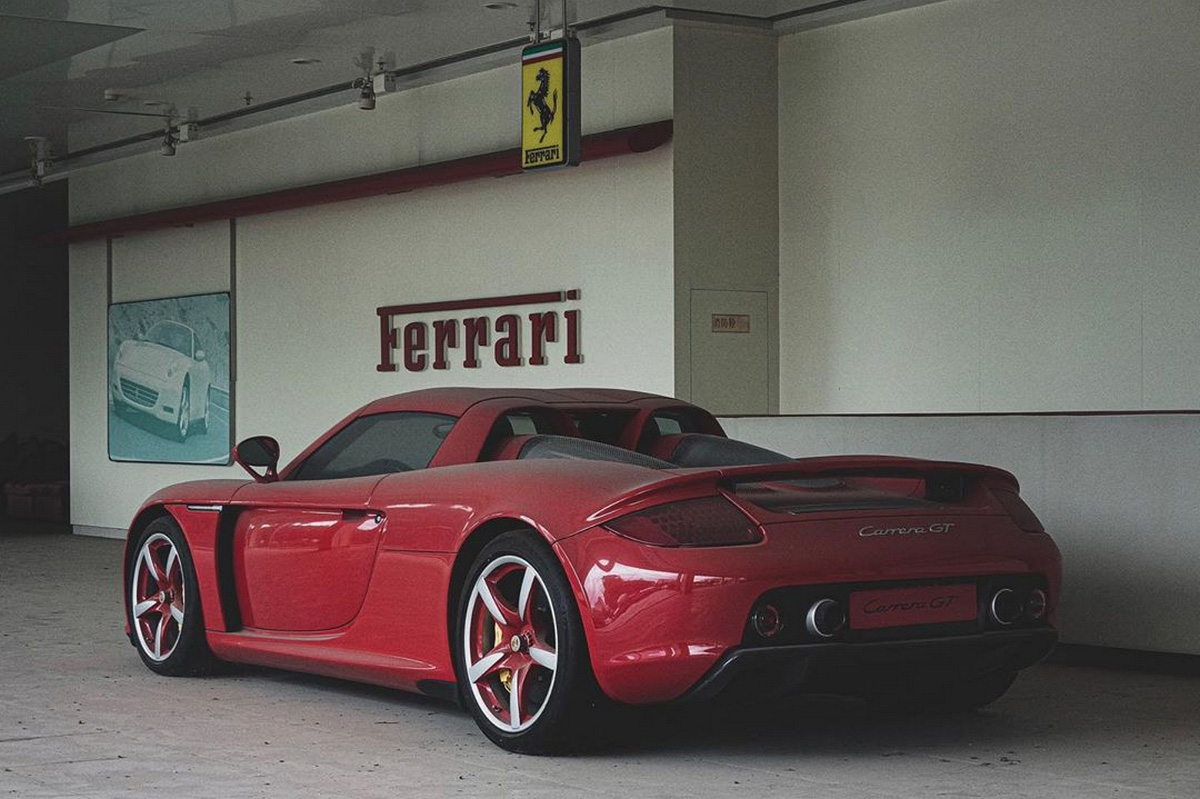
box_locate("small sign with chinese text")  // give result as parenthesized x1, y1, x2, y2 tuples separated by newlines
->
(711, 314, 751, 333)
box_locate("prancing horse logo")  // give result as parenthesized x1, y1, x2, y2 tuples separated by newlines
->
(526, 67, 558, 143)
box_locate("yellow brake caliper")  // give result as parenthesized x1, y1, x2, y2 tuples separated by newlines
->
(496, 621, 513, 694)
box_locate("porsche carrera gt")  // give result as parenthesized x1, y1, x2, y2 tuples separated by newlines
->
(123, 388, 1061, 753)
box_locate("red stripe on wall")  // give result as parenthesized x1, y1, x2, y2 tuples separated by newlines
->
(48, 119, 673, 244)
(377, 290, 577, 317)
(719, 409, 1200, 418)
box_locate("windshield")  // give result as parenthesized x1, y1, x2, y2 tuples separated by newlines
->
(291, 412, 457, 480)
(145, 322, 192, 357)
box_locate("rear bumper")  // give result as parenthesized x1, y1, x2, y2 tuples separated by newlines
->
(679, 627, 1058, 703)
(556, 524, 1062, 705)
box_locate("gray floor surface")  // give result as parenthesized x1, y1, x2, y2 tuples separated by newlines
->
(1, 524, 1197, 798)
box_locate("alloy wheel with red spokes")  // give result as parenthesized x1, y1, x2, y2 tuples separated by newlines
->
(126, 518, 213, 675)
(131, 532, 186, 662)
(463, 555, 560, 733)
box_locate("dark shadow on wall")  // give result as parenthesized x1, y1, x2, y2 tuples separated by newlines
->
(0, 180, 69, 520)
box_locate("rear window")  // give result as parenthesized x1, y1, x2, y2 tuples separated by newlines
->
(570, 411, 633, 445)
(291, 412, 455, 480)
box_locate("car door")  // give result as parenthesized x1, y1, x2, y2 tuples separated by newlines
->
(229, 411, 456, 633)
(231, 476, 384, 632)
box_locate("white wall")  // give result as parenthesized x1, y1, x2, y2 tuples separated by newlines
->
(778, 0, 1200, 414)
(722, 414, 1200, 656)
(771, 0, 1200, 655)
(69, 30, 675, 532)
(110, 223, 232, 302)
(234, 150, 675, 464)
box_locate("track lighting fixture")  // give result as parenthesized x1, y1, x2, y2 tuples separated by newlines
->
(358, 79, 376, 110)
(24, 136, 51, 185)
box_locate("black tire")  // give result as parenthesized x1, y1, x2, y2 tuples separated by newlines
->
(175, 381, 190, 442)
(195, 390, 209, 435)
(126, 516, 215, 676)
(868, 667, 1018, 713)
(453, 531, 603, 754)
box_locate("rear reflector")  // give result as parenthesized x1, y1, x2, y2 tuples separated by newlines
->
(995, 489, 1045, 533)
(604, 497, 763, 547)
(1026, 588, 1048, 620)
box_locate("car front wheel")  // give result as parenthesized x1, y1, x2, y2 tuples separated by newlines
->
(455, 531, 601, 754)
(127, 516, 214, 675)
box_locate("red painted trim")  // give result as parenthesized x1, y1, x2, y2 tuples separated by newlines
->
(376, 290, 575, 318)
(522, 52, 563, 66)
(719, 410, 1200, 419)
(47, 120, 673, 244)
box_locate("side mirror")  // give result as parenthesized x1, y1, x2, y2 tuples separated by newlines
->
(195, 349, 206, 362)
(233, 436, 280, 483)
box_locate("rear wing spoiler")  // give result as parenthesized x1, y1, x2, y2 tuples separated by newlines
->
(586, 455, 1019, 524)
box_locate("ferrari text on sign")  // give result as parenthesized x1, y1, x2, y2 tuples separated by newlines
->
(376, 290, 582, 372)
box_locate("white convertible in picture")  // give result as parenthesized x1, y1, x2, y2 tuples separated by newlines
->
(111, 320, 211, 441)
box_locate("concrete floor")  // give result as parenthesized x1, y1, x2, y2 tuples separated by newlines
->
(1, 526, 1197, 799)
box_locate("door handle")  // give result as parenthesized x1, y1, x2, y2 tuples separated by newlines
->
(343, 509, 385, 525)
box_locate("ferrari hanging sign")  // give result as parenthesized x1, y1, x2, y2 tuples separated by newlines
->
(521, 37, 581, 170)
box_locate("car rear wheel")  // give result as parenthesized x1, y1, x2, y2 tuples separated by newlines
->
(455, 532, 600, 754)
(127, 516, 214, 676)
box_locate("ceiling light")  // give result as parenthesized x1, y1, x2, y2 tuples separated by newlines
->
(484, 2, 519, 8)
(290, 57, 322, 65)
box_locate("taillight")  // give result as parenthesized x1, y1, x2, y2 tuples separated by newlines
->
(995, 489, 1045, 533)
(603, 497, 763, 547)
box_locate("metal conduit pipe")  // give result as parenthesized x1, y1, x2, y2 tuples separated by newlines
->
(0, 0, 887, 194)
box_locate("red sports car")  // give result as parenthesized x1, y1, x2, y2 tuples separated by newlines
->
(123, 388, 1061, 753)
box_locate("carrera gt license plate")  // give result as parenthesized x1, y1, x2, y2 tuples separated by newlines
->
(849, 584, 977, 630)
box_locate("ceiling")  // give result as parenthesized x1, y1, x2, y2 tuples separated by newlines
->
(0, 0, 935, 187)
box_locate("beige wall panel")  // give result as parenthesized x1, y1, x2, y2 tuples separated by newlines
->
(68, 239, 119, 530)
(722, 413, 1200, 656)
(673, 25, 778, 412)
(778, 0, 1200, 413)
(689, 289, 770, 415)
(110, 222, 230, 303)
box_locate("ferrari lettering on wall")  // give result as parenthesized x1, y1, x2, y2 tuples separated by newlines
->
(376, 290, 582, 372)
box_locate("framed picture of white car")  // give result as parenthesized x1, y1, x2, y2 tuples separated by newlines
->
(108, 292, 232, 465)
